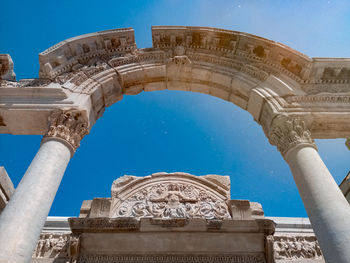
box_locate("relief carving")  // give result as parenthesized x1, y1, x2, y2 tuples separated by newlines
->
(42, 109, 89, 153)
(169, 55, 192, 66)
(32, 234, 69, 259)
(68, 234, 81, 263)
(273, 236, 322, 260)
(268, 116, 316, 157)
(321, 67, 350, 82)
(113, 182, 231, 220)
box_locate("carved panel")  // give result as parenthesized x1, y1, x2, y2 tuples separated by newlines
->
(39, 28, 136, 79)
(110, 173, 231, 220)
(273, 236, 323, 260)
(113, 182, 230, 220)
(32, 234, 69, 259)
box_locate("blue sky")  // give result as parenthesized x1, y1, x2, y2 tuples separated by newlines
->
(1, 0, 349, 217)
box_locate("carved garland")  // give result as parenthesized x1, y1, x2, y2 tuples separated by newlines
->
(268, 116, 317, 157)
(42, 109, 89, 154)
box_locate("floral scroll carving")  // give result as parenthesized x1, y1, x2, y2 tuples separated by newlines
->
(113, 182, 231, 220)
(268, 116, 317, 157)
(42, 109, 89, 153)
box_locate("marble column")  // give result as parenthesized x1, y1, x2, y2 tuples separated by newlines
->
(269, 116, 350, 263)
(0, 109, 88, 263)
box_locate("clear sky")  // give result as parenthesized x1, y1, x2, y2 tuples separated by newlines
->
(1, 0, 349, 217)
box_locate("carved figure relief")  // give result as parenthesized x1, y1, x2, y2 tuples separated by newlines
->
(273, 236, 322, 260)
(32, 234, 69, 259)
(113, 182, 231, 219)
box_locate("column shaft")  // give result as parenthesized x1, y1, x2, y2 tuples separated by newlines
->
(286, 146, 350, 263)
(0, 140, 71, 263)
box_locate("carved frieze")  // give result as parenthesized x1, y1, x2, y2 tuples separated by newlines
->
(42, 109, 89, 153)
(32, 233, 69, 259)
(268, 116, 317, 157)
(273, 236, 323, 260)
(39, 28, 136, 79)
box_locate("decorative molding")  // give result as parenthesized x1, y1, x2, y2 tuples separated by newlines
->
(268, 116, 317, 157)
(256, 219, 276, 235)
(39, 28, 136, 79)
(2, 27, 350, 139)
(78, 254, 266, 263)
(42, 109, 89, 154)
(150, 218, 190, 227)
(286, 95, 350, 104)
(169, 55, 192, 66)
(69, 217, 140, 232)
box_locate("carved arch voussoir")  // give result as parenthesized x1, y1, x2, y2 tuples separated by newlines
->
(2, 26, 350, 138)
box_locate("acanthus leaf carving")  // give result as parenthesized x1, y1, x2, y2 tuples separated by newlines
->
(42, 109, 89, 154)
(268, 116, 317, 157)
(113, 182, 231, 220)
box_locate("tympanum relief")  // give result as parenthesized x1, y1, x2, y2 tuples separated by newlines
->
(113, 182, 231, 220)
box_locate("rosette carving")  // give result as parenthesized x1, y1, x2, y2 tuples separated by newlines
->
(43, 109, 89, 153)
(269, 116, 317, 157)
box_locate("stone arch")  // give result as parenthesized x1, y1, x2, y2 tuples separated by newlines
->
(1, 25, 350, 263)
(37, 26, 315, 135)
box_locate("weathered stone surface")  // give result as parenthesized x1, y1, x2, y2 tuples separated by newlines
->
(62, 172, 276, 263)
(42, 109, 89, 156)
(1, 25, 348, 263)
(0, 167, 14, 213)
(32, 216, 327, 263)
(339, 171, 350, 204)
(273, 236, 323, 262)
(110, 172, 231, 220)
(1, 26, 350, 140)
(0, 54, 16, 81)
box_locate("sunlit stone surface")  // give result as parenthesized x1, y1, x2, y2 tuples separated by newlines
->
(28, 172, 326, 263)
(1, 26, 350, 263)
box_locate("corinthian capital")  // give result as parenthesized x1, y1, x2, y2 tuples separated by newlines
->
(42, 109, 89, 155)
(268, 115, 317, 157)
